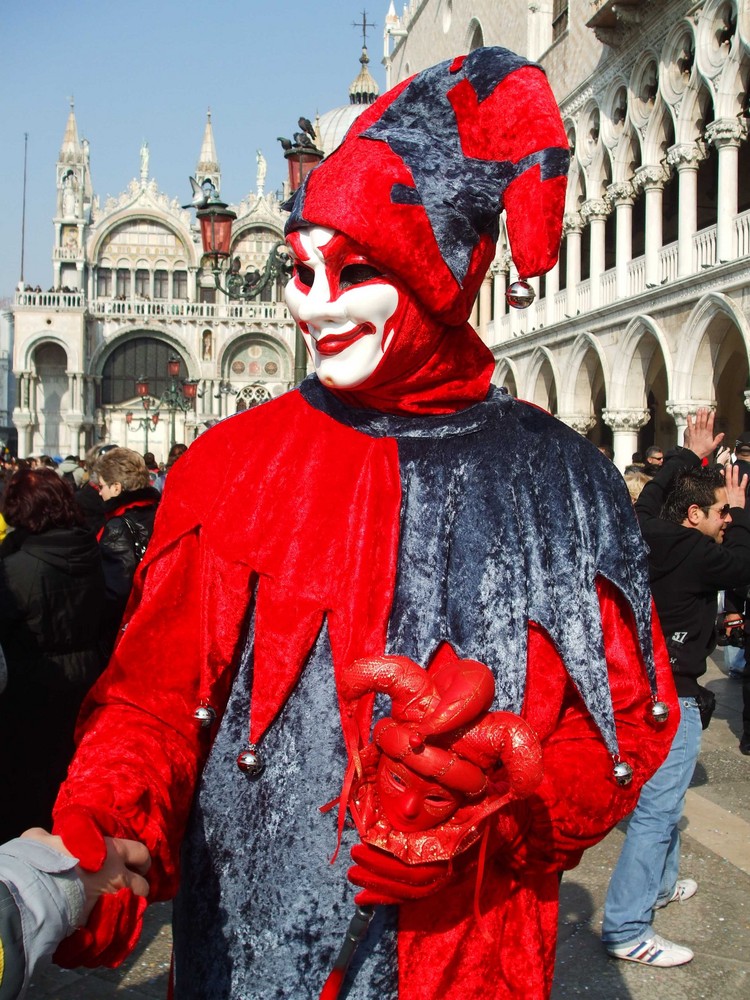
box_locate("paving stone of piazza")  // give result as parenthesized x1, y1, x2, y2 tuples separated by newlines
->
(26, 656, 749, 999)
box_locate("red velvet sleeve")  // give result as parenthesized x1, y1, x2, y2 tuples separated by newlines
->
(493, 576, 679, 873)
(53, 524, 251, 899)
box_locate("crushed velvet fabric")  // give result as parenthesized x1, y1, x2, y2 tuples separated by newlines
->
(286, 48, 569, 325)
(301, 377, 656, 755)
(53, 379, 678, 998)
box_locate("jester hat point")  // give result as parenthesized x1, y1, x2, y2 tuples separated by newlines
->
(286, 46, 570, 325)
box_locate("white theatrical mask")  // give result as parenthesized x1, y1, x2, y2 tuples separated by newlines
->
(284, 226, 399, 389)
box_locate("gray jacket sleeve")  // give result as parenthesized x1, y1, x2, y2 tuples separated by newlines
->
(0, 839, 85, 999)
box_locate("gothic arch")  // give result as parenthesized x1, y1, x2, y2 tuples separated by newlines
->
(673, 292, 750, 402)
(525, 347, 560, 414)
(465, 17, 484, 51)
(492, 356, 519, 396)
(89, 327, 199, 380)
(217, 331, 294, 384)
(610, 125, 640, 181)
(18, 333, 79, 372)
(89, 212, 196, 267)
(560, 333, 610, 414)
(674, 79, 714, 144)
(608, 316, 673, 410)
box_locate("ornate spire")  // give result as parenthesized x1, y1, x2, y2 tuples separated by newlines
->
(196, 109, 221, 192)
(349, 46, 379, 106)
(59, 97, 82, 163)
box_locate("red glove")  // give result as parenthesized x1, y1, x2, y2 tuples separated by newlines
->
(348, 843, 453, 906)
(54, 889, 147, 968)
(52, 806, 148, 968)
(52, 807, 109, 872)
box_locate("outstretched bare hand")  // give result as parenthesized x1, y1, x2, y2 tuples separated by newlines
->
(684, 408, 724, 461)
(21, 827, 151, 922)
(724, 461, 748, 510)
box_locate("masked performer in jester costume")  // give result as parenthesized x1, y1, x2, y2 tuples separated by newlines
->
(15, 47, 678, 1000)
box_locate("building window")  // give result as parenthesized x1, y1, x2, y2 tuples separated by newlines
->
(154, 269, 169, 299)
(116, 268, 131, 298)
(173, 270, 188, 299)
(101, 337, 179, 405)
(135, 269, 150, 298)
(552, 1, 568, 41)
(97, 268, 112, 297)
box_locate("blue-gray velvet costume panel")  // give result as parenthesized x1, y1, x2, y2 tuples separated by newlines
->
(173, 379, 654, 998)
(173, 620, 398, 1000)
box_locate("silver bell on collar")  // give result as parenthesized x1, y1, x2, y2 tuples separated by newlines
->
(236, 744, 265, 778)
(192, 704, 216, 728)
(651, 700, 670, 724)
(506, 279, 535, 309)
(612, 760, 633, 787)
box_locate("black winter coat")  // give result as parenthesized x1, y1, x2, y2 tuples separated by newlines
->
(99, 486, 160, 652)
(0, 525, 106, 839)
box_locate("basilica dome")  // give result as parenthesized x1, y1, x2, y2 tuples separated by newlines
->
(316, 46, 380, 155)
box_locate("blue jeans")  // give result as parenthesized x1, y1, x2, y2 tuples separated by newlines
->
(602, 698, 702, 946)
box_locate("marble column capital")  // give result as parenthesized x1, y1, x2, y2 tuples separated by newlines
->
(563, 212, 584, 235)
(633, 163, 671, 192)
(580, 198, 610, 223)
(601, 407, 651, 432)
(705, 118, 747, 149)
(666, 140, 706, 170)
(606, 180, 636, 206)
(558, 413, 597, 435)
(666, 400, 716, 422)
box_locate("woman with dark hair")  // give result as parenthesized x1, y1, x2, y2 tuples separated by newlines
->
(94, 447, 160, 653)
(0, 468, 105, 840)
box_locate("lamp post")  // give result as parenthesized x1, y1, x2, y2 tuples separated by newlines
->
(133, 359, 200, 451)
(193, 187, 293, 301)
(278, 117, 325, 384)
(126, 377, 160, 452)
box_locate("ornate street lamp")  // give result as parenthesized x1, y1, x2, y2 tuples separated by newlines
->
(132, 358, 199, 450)
(127, 376, 160, 451)
(191, 182, 292, 301)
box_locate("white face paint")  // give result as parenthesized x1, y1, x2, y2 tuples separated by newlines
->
(284, 226, 400, 389)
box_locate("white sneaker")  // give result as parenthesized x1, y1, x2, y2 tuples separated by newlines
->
(655, 878, 698, 908)
(606, 933, 694, 967)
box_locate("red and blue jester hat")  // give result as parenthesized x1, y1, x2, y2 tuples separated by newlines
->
(285, 46, 570, 326)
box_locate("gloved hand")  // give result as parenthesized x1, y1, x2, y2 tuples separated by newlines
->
(54, 888, 148, 968)
(348, 842, 453, 906)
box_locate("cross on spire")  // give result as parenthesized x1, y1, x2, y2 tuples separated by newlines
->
(352, 9, 375, 47)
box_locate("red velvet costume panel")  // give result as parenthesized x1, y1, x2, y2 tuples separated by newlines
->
(53, 390, 678, 995)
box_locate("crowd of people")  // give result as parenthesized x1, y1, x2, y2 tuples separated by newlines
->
(0, 444, 188, 842)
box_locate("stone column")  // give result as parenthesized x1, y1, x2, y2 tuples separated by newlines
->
(606, 181, 635, 300)
(489, 261, 507, 345)
(478, 272, 492, 340)
(705, 118, 747, 263)
(666, 400, 715, 448)
(563, 212, 583, 317)
(558, 413, 597, 436)
(633, 164, 670, 288)
(666, 141, 706, 278)
(544, 258, 560, 326)
(602, 408, 651, 471)
(580, 198, 609, 309)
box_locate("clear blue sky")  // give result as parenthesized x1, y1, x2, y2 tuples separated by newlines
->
(0, 1, 387, 300)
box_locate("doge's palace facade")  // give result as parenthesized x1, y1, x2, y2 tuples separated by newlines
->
(385, 1, 750, 468)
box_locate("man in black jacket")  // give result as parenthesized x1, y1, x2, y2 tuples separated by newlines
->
(603, 408, 750, 967)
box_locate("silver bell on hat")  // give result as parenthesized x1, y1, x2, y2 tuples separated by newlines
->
(236, 744, 265, 778)
(506, 280, 535, 309)
(192, 704, 216, 728)
(613, 760, 633, 787)
(651, 700, 669, 724)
